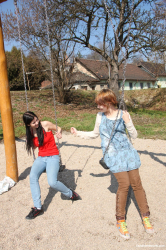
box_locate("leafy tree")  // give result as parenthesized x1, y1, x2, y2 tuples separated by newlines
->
(6, 46, 24, 90)
(25, 51, 48, 90)
(5, 46, 47, 90)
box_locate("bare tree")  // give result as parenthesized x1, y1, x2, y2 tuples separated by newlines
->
(86, 42, 106, 60)
(2, 0, 76, 103)
(2, 0, 165, 100)
(130, 54, 144, 65)
(60, 0, 166, 97)
(151, 0, 166, 62)
(86, 50, 104, 60)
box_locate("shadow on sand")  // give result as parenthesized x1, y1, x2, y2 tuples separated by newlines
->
(18, 166, 82, 212)
(138, 150, 166, 167)
(90, 170, 141, 219)
(43, 169, 82, 211)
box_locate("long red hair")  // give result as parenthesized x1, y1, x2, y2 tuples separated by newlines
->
(95, 89, 118, 107)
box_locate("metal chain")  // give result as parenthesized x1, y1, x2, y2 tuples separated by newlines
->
(14, 0, 29, 111)
(102, 0, 134, 153)
(44, 0, 62, 164)
(103, 0, 134, 109)
(103, 109, 120, 160)
(14, 0, 35, 160)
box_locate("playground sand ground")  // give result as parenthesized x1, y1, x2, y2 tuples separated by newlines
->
(0, 133, 166, 250)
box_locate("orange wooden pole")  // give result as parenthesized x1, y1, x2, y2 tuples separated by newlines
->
(0, 14, 18, 182)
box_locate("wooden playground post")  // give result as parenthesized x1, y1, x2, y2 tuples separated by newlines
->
(0, 6, 18, 182)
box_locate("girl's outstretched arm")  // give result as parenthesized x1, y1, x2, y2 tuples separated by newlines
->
(71, 112, 102, 139)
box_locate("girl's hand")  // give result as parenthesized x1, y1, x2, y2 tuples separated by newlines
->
(56, 132, 62, 139)
(71, 127, 77, 135)
(122, 111, 130, 124)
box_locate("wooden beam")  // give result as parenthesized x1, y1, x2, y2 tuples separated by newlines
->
(0, 15, 18, 182)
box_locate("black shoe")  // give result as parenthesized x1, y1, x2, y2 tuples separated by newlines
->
(70, 190, 81, 201)
(25, 207, 44, 220)
(59, 164, 66, 172)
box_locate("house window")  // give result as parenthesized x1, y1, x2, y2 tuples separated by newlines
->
(147, 82, 150, 89)
(81, 86, 87, 90)
(92, 86, 95, 90)
(129, 82, 133, 90)
(140, 82, 143, 89)
(100, 85, 104, 89)
(118, 82, 121, 89)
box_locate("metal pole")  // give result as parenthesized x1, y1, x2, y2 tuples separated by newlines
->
(0, 14, 18, 182)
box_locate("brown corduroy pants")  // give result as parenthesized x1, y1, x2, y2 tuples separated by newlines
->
(113, 169, 150, 220)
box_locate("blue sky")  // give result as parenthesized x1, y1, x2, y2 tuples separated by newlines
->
(0, 0, 19, 51)
(0, 0, 15, 12)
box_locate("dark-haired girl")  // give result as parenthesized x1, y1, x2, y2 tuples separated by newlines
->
(23, 111, 80, 220)
(71, 89, 154, 239)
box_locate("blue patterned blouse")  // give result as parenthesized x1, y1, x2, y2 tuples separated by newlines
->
(99, 111, 141, 173)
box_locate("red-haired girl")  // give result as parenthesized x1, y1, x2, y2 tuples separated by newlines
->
(71, 89, 154, 239)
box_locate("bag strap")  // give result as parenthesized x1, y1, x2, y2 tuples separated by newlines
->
(103, 109, 120, 160)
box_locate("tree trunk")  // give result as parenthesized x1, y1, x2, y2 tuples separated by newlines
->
(57, 86, 68, 104)
(108, 62, 119, 102)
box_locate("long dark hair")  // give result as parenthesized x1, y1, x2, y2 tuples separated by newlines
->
(23, 111, 44, 154)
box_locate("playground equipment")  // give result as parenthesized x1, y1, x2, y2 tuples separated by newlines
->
(0, 0, 18, 183)
(14, 0, 65, 171)
(0, 0, 134, 184)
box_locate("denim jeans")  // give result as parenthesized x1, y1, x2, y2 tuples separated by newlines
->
(30, 155, 72, 208)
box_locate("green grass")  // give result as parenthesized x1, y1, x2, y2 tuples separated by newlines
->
(129, 108, 166, 118)
(129, 108, 166, 139)
(15, 126, 26, 138)
(42, 113, 96, 132)
(0, 128, 3, 141)
(42, 117, 55, 123)
(0, 90, 166, 141)
(1, 109, 166, 140)
(0, 126, 26, 140)
(70, 111, 76, 116)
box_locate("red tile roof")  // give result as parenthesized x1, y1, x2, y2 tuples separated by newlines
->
(138, 62, 166, 77)
(70, 72, 99, 83)
(40, 71, 99, 89)
(76, 58, 156, 81)
(119, 64, 155, 81)
(76, 58, 109, 79)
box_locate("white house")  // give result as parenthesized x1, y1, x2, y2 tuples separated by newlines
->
(137, 62, 166, 89)
(40, 58, 166, 91)
(72, 58, 162, 91)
